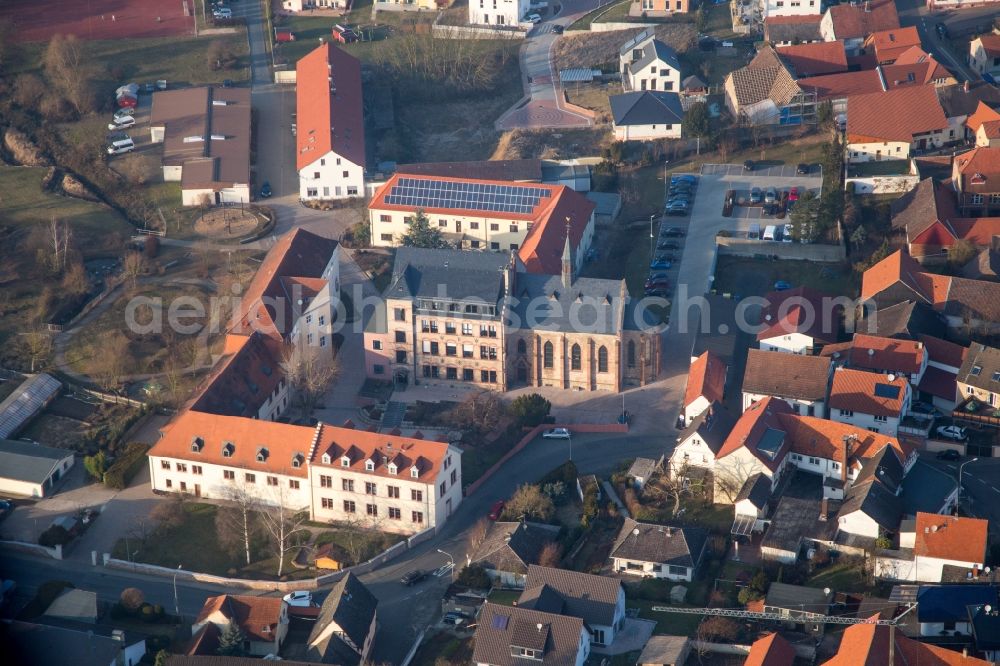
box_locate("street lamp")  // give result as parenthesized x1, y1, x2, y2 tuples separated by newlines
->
(437, 549, 455, 581)
(173, 565, 183, 618)
(958, 458, 979, 513)
(649, 213, 656, 257)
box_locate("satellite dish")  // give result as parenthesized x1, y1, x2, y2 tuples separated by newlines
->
(986, 605, 993, 613)
(633, 528, 640, 536)
(824, 588, 831, 596)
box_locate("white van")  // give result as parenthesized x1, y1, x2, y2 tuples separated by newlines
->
(748, 223, 761, 240)
(762, 225, 777, 241)
(107, 137, 135, 155)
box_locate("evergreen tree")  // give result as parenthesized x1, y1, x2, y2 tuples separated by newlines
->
(400, 209, 449, 249)
(217, 621, 247, 656)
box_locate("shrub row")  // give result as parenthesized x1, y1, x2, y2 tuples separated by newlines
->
(103, 442, 148, 490)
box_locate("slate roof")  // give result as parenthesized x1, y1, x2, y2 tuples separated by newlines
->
(968, 603, 1000, 650)
(0, 438, 73, 484)
(630, 38, 680, 74)
(764, 15, 823, 45)
(521, 565, 623, 627)
(386, 246, 508, 303)
(854, 301, 946, 341)
(853, 445, 904, 494)
(765, 582, 832, 614)
(509, 272, 627, 335)
(914, 513, 988, 563)
(916, 585, 999, 623)
(472, 603, 585, 666)
(610, 518, 708, 569)
(898, 459, 958, 517)
(847, 86, 948, 144)
(839, 477, 903, 531)
(735, 472, 772, 510)
(610, 91, 684, 127)
(743, 349, 831, 402)
(471, 521, 561, 575)
(3, 621, 143, 666)
(936, 81, 1000, 120)
(307, 572, 377, 662)
(957, 343, 1000, 393)
(619, 28, 655, 58)
(676, 402, 738, 455)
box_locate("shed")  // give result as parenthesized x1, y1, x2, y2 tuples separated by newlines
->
(0, 439, 75, 498)
(637, 635, 690, 666)
(0, 373, 61, 439)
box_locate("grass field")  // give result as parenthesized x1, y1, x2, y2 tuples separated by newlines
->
(627, 599, 704, 635)
(712, 255, 858, 299)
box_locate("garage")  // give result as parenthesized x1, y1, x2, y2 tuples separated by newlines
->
(0, 439, 75, 498)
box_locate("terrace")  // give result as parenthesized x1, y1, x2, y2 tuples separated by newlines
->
(953, 396, 1000, 428)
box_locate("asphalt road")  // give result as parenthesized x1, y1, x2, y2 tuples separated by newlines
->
(923, 454, 1000, 538)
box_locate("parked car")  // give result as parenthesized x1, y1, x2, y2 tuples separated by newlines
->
(525, 13, 542, 23)
(108, 116, 135, 130)
(764, 187, 778, 204)
(488, 500, 505, 521)
(260, 181, 272, 198)
(661, 227, 685, 237)
(911, 402, 942, 417)
(542, 428, 570, 439)
(443, 611, 468, 626)
(743, 160, 754, 171)
(936, 425, 967, 441)
(645, 276, 670, 287)
(283, 591, 313, 607)
(788, 186, 799, 202)
(645, 287, 669, 297)
(773, 280, 792, 291)
(401, 570, 428, 586)
(666, 194, 690, 205)
(649, 258, 672, 270)
(749, 187, 763, 204)
(671, 174, 696, 184)
(657, 241, 680, 250)
(113, 108, 135, 122)
(648, 272, 670, 281)
(552, 24, 564, 34)
(665, 202, 689, 215)
(796, 163, 809, 175)
(936, 449, 961, 461)
(762, 202, 779, 216)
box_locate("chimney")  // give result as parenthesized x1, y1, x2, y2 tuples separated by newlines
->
(964, 80, 970, 93)
(820, 497, 829, 521)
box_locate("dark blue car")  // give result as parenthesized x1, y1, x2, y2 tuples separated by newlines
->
(260, 181, 272, 198)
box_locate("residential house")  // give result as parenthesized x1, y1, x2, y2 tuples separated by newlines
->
(627, 457, 660, 492)
(609, 518, 708, 581)
(637, 636, 691, 666)
(682, 351, 727, 425)
(609, 91, 685, 140)
(865, 26, 921, 65)
(470, 521, 561, 587)
(149, 87, 250, 206)
(757, 286, 842, 354)
(861, 250, 1000, 334)
(966, 101, 1000, 148)
(631, 0, 691, 17)
(917, 334, 967, 411)
(952, 147, 1000, 215)
(519, 565, 626, 648)
(190, 595, 288, 657)
(724, 46, 815, 125)
(296, 42, 366, 201)
(829, 367, 911, 435)
(367, 174, 596, 258)
(284, 0, 350, 10)
(776, 41, 848, 77)
(734, 472, 772, 522)
(0, 439, 75, 499)
(763, 582, 833, 633)
(765, 14, 824, 46)
(796, 69, 885, 116)
(186, 333, 289, 421)
(744, 633, 795, 666)
(957, 343, 1000, 408)
(881, 47, 957, 89)
(760, 474, 836, 563)
(759, 0, 822, 18)
(854, 300, 947, 341)
(820, 619, 994, 666)
(742, 349, 832, 417)
(712, 398, 795, 503)
(472, 602, 590, 666)
(669, 402, 738, 475)
(3, 622, 146, 666)
(846, 86, 949, 163)
(877, 512, 987, 582)
(819, 0, 900, 55)
(821, 334, 928, 385)
(306, 573, 378, 664)
(970, 34, 1000, 80)
(148, 410, 463, 532)
(968, 603, 1000, 663)
(836, 449, 906, 540)
(916, 585, 999, 637)
(468, 0, 530, 27)
(619, 31, 681, 93)
(937, 81, 1000, 146)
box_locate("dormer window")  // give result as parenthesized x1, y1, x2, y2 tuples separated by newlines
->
(291, 453, 303, 468)
(365, 459, 375, 471)
(321, 453, 331, 464)
(388, 463, 398, 475)
(190, 437, 203, 453)
(341, 456, 350, 468)
(256, 447, 269, 463)
(410, 466, 420, 478)
(222, 442, 235, 458)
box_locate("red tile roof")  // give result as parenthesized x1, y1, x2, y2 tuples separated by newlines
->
(684, 351, 727, 410)
(822, 621, 993, 666)
(797, 70, 884, 101)
(847, 86, 947, 143)
(745, 633, 795, 666)
(881, 50, 953, 87)
(311, 421, 453, 482)
(716, 397, 794, 471)
(516, 188, 597, 276)
(757, 286, 841, 345)
(860, 250, 928, 302)
(964, 102, 1000, 133)
(829, 368, 909, 418)
(954, 146, 1000, 193)
(975, 34, 1000, 57)
(821, 333, 926, 374)
(777, 41, 848, 76)
(865, 26, 921, 64)
(779, 414, 912, 464)
(187, 333, 285, 418)
(295, 42, 365, 171)
(918, 335, 968, 369)
(194, 595, 284, 643)
(914, 512, 988, 563)
(230, 228, 338, 341)
(826, 0, 899, 41)
(949, 217, 1000, 246)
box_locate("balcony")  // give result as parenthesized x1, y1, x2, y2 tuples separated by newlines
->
(953, 396, 1000, 428)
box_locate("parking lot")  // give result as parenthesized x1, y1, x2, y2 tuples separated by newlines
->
(702, 163, 821, 179)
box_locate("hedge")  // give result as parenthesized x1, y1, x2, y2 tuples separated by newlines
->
(104, 442, 149, 490)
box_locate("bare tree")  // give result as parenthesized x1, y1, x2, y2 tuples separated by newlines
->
(449, 391, 506, 435)
(48, 218, 72, 272)
(61, 260, 89, 297)
(42, 34, 96, 115)
(467, 517, 490, 554)
(538, 541, 563, 568)
(122, 251, 145, 291)
(258, 483, 309, 577)
(649, 463, 701, 517)
(23, 326, 53, 373)
(216, 484, 262, 566)
(93, 331, 132, 393)
(280, 343, 340, 416)
(716, 133, 737, 163)
(712, 456, 765, 504)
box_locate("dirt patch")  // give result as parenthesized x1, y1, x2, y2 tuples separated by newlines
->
(60, 173, 101, 202)
(492, 127, 613, 160)
(193, 208, 260, 239)
(554, 24, 697, 72)
(4, 128, 50, 167)
(21, 414, 88, 451)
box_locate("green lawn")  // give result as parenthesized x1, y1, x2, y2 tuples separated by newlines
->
(807, 561, 868, 593)
(113, 503, 238, 575)
(713, 255, 858, 299)
(847, 160, 910, 177)
(570, 0, 630, 30)
(487, 589, 521, 606)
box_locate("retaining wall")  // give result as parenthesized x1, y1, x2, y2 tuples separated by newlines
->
(588, 21, 658, 32)
(432, 24, 526, 39)
(0, 540, 62, 560)
(716, 237, 846, 262)
(845, 174, 920, 195)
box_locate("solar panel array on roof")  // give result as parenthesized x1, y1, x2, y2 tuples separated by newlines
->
(384, 177, 550, 215)
(874, 383, 901, 399)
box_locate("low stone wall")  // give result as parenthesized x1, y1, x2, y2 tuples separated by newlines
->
(716, 237, 846, 262)
(432, 23, 526, 39)
(845, 174, 920, 195)
(0, 540, 62, 560)
(588, 21, 658, 32)
(274, 70, 297, 84)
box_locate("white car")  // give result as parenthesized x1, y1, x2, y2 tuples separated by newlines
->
(525, 13, 542, 23)
(282, 591, 313, 607)
(108, 116, 136, 130)
(113, 108, 135, 122)
(936, 425, 968, 441)
(542, 428, 570, 440)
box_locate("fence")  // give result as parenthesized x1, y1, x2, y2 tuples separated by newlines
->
(716, 237, 846, 262)
(463, 422, 628, 496)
